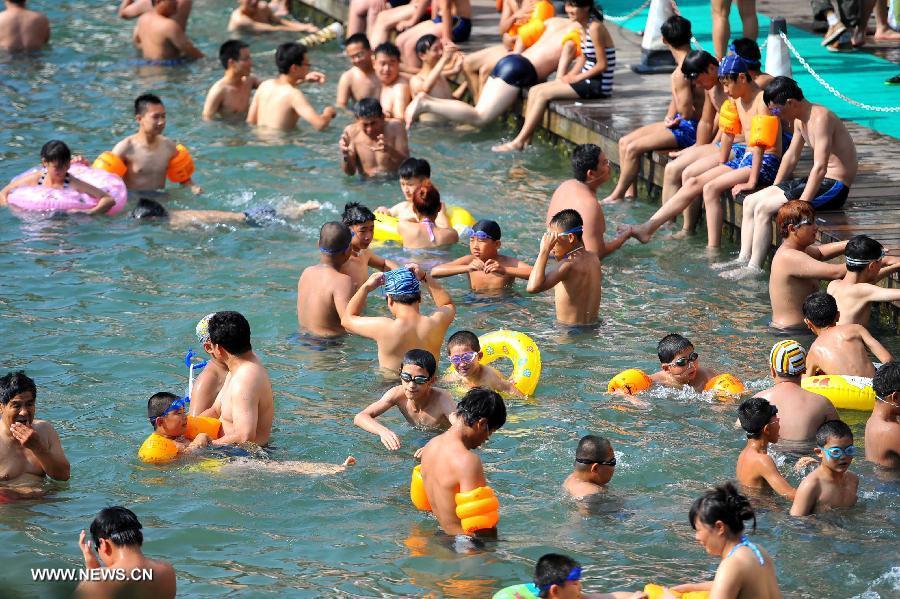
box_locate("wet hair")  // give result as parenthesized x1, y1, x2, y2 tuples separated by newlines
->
(342, 202, 375, 227)
(549, 209, 583, 241)
(447, 330, 480, 353)
(401, 349, 437, 378)
(737, 397, 776, 439)
(565, 0, 603, 22)
(90, 507, 144, 549)
(844, 235, 883, 272)
(354, 97, 384, 119)
(344, 32, 371, 50)
(390, 292, 421, 305)
(815, 419, 852, 447)
(0, 371, 36, 406)
(776, 200, 816, 238)
(147, 391, 180, 428)
(412, 183, 441, 219)
(873, 361, 900, 401)
(763, 76, 804, 106)
(657, 333, 693, 363)
(574, 434, 612, 470)
(660, 15, 692, 48)
(134, 93, 163, 116)
(275, 42, 307, 74)
(731, 38, 762, 66)
(319, 221, 352, 253)
(398, 157, 431, 179)
(802, 291, 838, 327)
(40, 140, 72, 166)
(534, 553, 580, 599)
(456, 387, 506, 431)
(689, 481, 756, 534)
(219, 40, 249, 69)
(571, 143, 602, 182)
(208, 311, 252, 355)
(373, 42, 401, 60)
(130, 198, 169, 220)
(415, 34, 439, 58)
(681, 50, 718, 79)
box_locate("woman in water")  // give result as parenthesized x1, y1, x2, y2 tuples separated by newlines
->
(397, 182, 458, 248)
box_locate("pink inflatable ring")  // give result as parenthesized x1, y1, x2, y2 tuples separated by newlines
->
(7, 164, 127, 215)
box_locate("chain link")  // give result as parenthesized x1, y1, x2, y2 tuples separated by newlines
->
(778, 31, 900, 113)
(604, 0, 651, 22)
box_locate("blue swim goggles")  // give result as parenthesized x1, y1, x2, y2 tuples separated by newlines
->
(559, 226, 583, 235)
(819, 445, 856, 460)
(538, 566, 582, 592)
(461, 228, 497, 241)
(150, 396, 190, 426)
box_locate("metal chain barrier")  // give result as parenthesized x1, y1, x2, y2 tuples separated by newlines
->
(605, 0, 652, 23)
(779, 31, 900, 112)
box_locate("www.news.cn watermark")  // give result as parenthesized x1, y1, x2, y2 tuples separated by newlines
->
(31, 568, 154, 582)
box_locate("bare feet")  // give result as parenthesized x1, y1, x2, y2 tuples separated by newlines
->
(670, 229, 692, 240)
(404, 92, 426, 129)
(875, 27, 900, 42)
(720, 264, 764, 280)
(851, 26, 865, 47)
(711, 257, 747, 271)
(630, 223, 652, 244)
(600, 194, 622, 205)
(491, 140, 524, 152)
(342, 456, 357, 468)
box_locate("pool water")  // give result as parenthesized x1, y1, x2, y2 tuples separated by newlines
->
(1, 2, 898, 597)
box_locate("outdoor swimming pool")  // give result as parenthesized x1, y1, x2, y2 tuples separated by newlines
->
(1, 2, 898, 597)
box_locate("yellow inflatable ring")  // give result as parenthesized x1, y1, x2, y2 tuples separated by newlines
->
(478, 330, 541, 396)
(410, 464, 432, 511)
(455, 486, 499, 534)
(704, 373, 746, 399)
(373, 205, 475, 243)
(608, 368, 652, 395)
(645, 584, 708, 599)
(801, 375, 875, 411)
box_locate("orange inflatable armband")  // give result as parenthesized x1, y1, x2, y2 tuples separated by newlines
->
(748, 114, 778, 148)
(185, 416, 223, 440)
(607, 369, 653, 395)
(645, 583, 709, 599)
(92, 152, 127, 178)
(517, 18, 546, 48)
(138, 433, 179, 464)
(455, 486, 499, 534)
(718, 99, 742, 136)
(166, 144, 195, 183)
(532, 0, 555, 21)
(561, 28, 583, 57)
(704, 373, 746, 400)
(410, 465, 432, 511)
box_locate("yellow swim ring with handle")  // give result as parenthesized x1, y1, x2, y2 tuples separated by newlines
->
(373, 205, 475, 243)
(801, 375, 875, 411)
(479, 330, 541, 396)
(644, 584, 708, 599)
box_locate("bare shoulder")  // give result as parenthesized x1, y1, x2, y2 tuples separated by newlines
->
(31, 419, 58, 440)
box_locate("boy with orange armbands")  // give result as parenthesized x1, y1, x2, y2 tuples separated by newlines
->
(95, 93, 202, 196)
(138, 392, 217, 463)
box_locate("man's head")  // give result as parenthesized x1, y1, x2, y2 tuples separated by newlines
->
(738, 397, 780, 441)
(219, 40, 251, 75)
(318, 221, 353, 265)
(89, 506, 144, 565)
(412, 182, 441, 220)
(548, 209, 584, 261)
(373, 42, 401, 84)
(660, 15, 692, 49)
(196, 312, 217, 357)
(730, 38, 762, 72)
(384, 268, 421, 308)
(455, 387, 506, 448)
(571, 143, 609, 189)
(768, 339, 806, 380)
(275, 42, 309, 77)
(717, 55, 753, 98)
(152, 0, 177, 17)
(844, 235, 884, 278)
(802, 291, 838, 331)
(776, 200, 817, 243)
(344, 33, 373, 71)
(147, 391, 188, 437)
(0, 371, 37, 429)
(573, 434, 616, 486)
(415, 34, 442, 65)
(534, 553, 582, 599)
(873, 361, 900, 412)
(399, 157, 431, 201)
(466, 219, 502, 260)
(763, 76, 805, 121)
(134, 93, 166, 135)
(400, 349, 437, 402)
(208, 311, 252, 360)
(342, 202, 376, 250)
(814, 419, 854, 472)
(354, 97, 385, 139)
(130, 198, 169, 220)
(681, 50, 719, 90)
(447, 330, 482, 377)
(657, 333, 699, 384)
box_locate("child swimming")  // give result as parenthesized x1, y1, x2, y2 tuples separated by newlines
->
(377, 156, 449, 226)
(866, 362, 900, 469)
(431, 220, 532, 291)
(790, 419, 859, 516)
(146, 392, 212, 456)
(442, 330, 524, 397)
(650, 334, 717, 392)
(735, 397, 795, 500)
(826, 235, 900, 328)
(563, 434, 616, 499)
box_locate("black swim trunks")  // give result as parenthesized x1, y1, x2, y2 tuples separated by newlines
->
(776, 177, 850, 211)
(570, 78, 609, 100)
(490, 54, 538, 89)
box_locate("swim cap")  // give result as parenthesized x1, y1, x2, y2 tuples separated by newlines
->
(769, 340, 806, 376)
(718, 54, 750, 77)
(384, 268, 420, 296)
(196, 313, 216, 343)
(470, 219, 502, 240)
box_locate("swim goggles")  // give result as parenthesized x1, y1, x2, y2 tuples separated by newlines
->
(538, 566, 582, 592)
(449, 351, 478, 366)
(399, 372, 431, 385)
(769, 106, 781, 116)
(465, 229, 497, 241)
(668, 352, 699, 368)
(819, 445, 856, 460)
(319, 243, 350, 255)
(576, 456, 617, 467)
(846, 249, 886, 268)
(150, 396, 190, 425)
(559, 226, 583, 236)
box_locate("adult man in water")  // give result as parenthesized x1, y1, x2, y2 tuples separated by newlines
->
(545, 144, 631, 257)
(189, 313, 228, 416)
(119, 0, 191, 31)
(336, 33, 381, 110)
(342, 266, 456, 372)
(0, 0, 49, 52)
(228, 0, 318, 34)
(200, 311, 274, 447)
(866, 362, 900, 469)
(203, 40, 259, 120)
(0, 371, 70, 494)
(339, 98, 409, 178)
(248, 42, 336, 131)
(419, 387, 505, 539)
(132, 0, 204, 62)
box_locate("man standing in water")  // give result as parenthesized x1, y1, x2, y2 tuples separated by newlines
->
(0, 371, 70, 493)
(200, 311, 274, 447)
(339, 98, 409, 178)
(0, 1, 49, 52)
(202, 40, 259, 120)
(119, 0, 192, 31)
(132, 0, 204, 62)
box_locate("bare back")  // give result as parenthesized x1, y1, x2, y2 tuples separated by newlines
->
(865, 409, 900, 469)
(397, 219, 458, 248)
(757, 383, 838, 442)
(712, 545, 781, 599)
(251, 79, 305, 129)
(214, 356, 274, 446)
(75, 558, 176, 599)
(0, 6, 49, 52)
(826, 279, 875, 327)
(419, 431, 484, 536)
(376, 313, 452, 371)
(297, 264, 353, 337)
(554, 250, 602, 325)
(547, 180, 605, 254)
(133, 12, 185, 60)
(806, 325, 876, 377)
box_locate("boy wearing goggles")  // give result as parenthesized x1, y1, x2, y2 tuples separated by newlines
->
(790, 419, 858, 516)
(147, 392, 211, 455)
(866, 362, 900, 469)
(531, 553, 644, 598)
(650, 333, 717, 392)
(431, 220, 532, 292)
(563, 435, 617, 499)
(354, 349, 456, 455)
(442, 330, 523, 397)
(735, 397, 795, 500)
(826, 235, 900, 329)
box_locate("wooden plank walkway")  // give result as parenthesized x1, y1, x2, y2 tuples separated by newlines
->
(292, 0, 900, 329)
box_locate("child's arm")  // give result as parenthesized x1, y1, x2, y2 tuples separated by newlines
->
(336, 70, 352, 109)
(489, 257, 533, 280)
(184, 433, 211, 453)
(808, 239, 848, 261)
(874, 256, 900, 281)
(760, 457, 797, 500)
(857, 325, 893, 365)
(718, 132, 734, 164)
(353, 389, 403, 450)
(431, 255, 478, 278)
(341, 272, 394, 339)
(339, 128, 359, 176)
(857, 283, 900, 306)
(791, 251, 846, 281)
(419, 45, 457, 95)
(695, 93, 717, 146)
(526, 233, 570, 293)
(789, 476, 820, 516)
(367, 252, 399, 272)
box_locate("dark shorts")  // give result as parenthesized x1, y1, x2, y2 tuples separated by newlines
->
(432, 16, 472, 43)
(726, 151, 781, 187)
(490, 54, 538, 89)
(777, 177, 850, 211)
(668, 113, 698, 148)
(388, 0, 410, 6)
(243, 204, 279, 227)
(570, 78, 609, 100)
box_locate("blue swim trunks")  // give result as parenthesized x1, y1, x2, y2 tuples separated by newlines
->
(432, 16, 472, 43)
(715, 142, 746, 163)
(726, 151, 781, 187)
(668, 113, 698, 148)
(776, 177, 849, 210)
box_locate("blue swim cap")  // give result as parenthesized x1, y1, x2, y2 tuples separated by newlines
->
(383, 268, 420, 296)
(718, 54, 750, 77)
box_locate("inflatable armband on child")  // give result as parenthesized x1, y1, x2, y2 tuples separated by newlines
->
(185, 415, 223, 440)
(607, 369, 653, 395)
(704, 373, 745, 399)
(455, 486, 499, 534)
(644, 583, 709, 599)
(410, 465, 432, 511)
(718, 99, 742, 136)
(167, 144, 195, 183)
(561, 28, 583, 57)
(532, 0, 555, 21)
(517, 18, 546, 48)
(138, 433, 179, 464)
(92, 151, 127, 178)
(748, 115, 778, 148)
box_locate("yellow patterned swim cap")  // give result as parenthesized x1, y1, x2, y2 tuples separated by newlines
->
(196, 313, 216, 343)
(769, 340, 806, 376)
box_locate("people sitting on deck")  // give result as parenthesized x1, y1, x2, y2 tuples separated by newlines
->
(493, 0, 615, 152)
(132, 0, 204, 62)
(826, 235, 900, 328)
(409, 35, 465, 113)
(729, 37, 772, 88)
(203, 40, 260, 120)
(366, 0, 428, 48)
(460, 0, 533, 102)
(395, 0, 473, 67)
(600, 15, 701, 204)
(337, 33, 381, 110)
(228, 0, 318, 34)
(0, 0, 49, 52)
(339, 97, 410, 178)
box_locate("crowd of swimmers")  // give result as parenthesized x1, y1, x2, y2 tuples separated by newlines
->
(2, 1, 900, 597)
